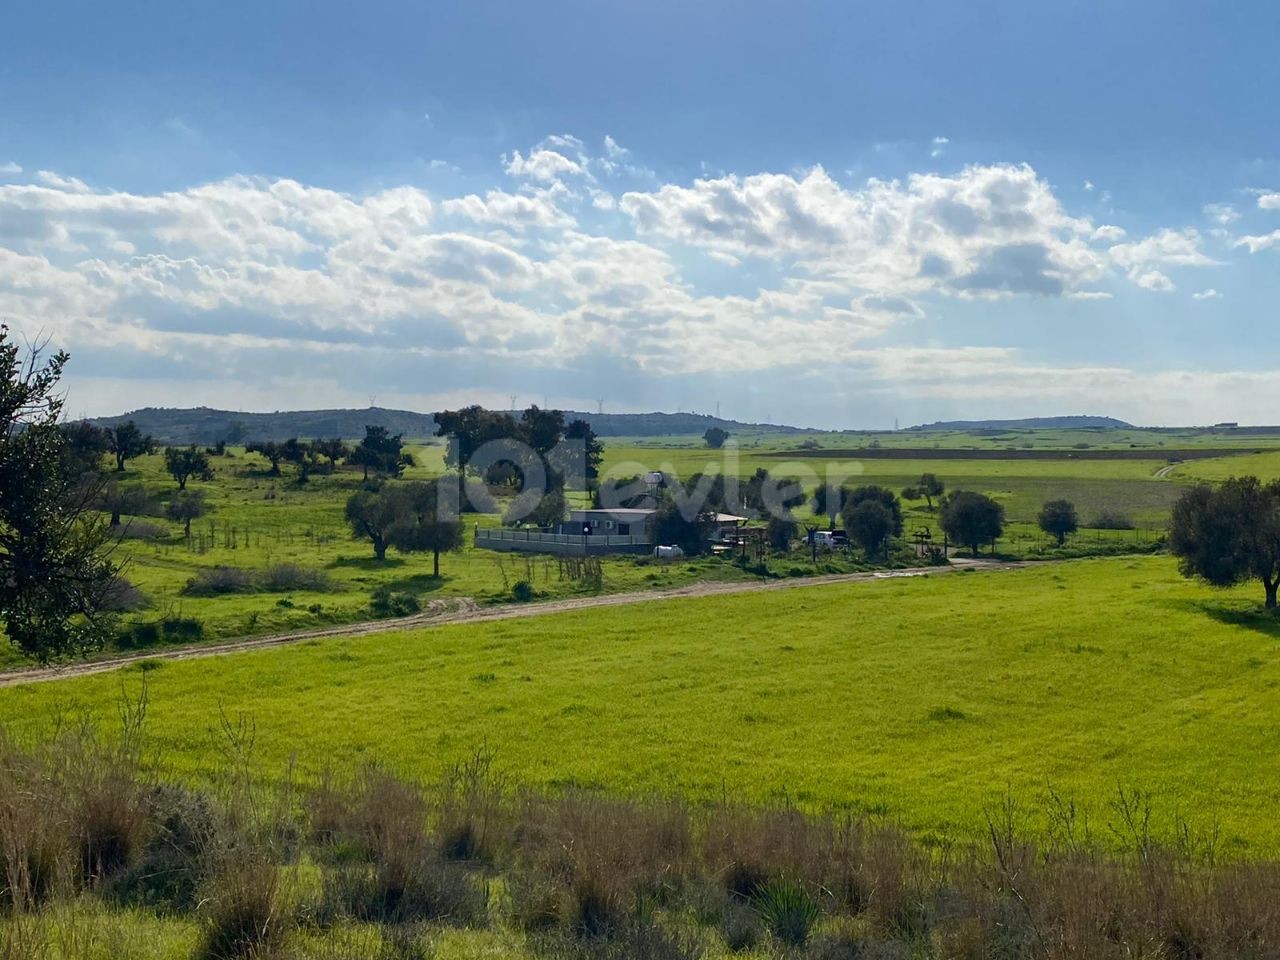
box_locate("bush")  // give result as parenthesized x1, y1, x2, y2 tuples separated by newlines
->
(259, 564, 332, 593)
(1092, 509, 1136, 530)
(370, 587, 420, 618)
(198, 858, 285, 960)
(115, 520, 168, 541)
(117, 621, 161, 648)
(184, 567, 255, 597)
(161, 617, 204, 643)
(113, 785, 218, 911)
(511, 580, 536, 602)
(752, 877, 822, 946)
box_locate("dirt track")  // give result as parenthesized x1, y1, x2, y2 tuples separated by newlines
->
(0, 558, 1024, 688)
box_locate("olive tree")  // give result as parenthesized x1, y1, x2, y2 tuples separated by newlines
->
(1, 327, 117, 661)
(1170, 476, 1280, 609)
(939, 491, 1005, 555)
(1038, 499, 1079, 546)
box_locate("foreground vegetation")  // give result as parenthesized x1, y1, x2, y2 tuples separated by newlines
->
(2, 713, 1279, 960)
(4, 556, 1280, 851)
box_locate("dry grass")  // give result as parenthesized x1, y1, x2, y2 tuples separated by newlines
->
(0, 720, 1279, 958)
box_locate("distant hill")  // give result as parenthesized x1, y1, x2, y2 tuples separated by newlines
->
(908, 415, 1134, 431)
(85, 406, 813, 444)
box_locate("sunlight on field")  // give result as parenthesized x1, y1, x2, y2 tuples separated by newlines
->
(7, 555, 1280, 850)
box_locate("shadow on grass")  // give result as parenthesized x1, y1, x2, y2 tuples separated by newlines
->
(329, 555, 408, 571)
(1168, 597, 1280, 638)
(382, 573, 450, 595)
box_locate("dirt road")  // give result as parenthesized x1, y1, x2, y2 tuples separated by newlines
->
(0, 558, 1024, 688)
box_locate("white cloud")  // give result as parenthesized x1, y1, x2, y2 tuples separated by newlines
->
(1083, 180, 1095, 192)
(0, 161, 20, 176)
(1236, 230, 1280, 253)
(1128, 268, 1175, 292)
(503, 148, 585, 183)
(0, 141, 1242, 423)
(930, 136, 948, 157)
(1203, 202, 1239, 225)
(1257, 192, 1280, 211)
(1192, 288, 1221, 300)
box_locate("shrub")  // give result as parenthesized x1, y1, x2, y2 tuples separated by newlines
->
(1092, 508, 1136, 530)
(101, 577, 150, 612)
(512, 580, 536, 602)
(752, 876, 822, 946)
(197, 858, 285, 960)
(370, 587, 420, 618)
(184, 567, 255, 597)
(113, 784, 218, 911)
(115, 520, 168, 541)
(117, 621, 161, 648)
(161, 617, 204, 643)
(259, 564, 333, 593)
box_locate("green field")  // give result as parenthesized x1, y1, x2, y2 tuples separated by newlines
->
(55, 428, 1280, 675)
(6, 554, 1279, 850)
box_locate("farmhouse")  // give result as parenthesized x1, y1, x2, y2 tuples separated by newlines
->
(473, 506, 749, 556)
(474, 507, 656, 556)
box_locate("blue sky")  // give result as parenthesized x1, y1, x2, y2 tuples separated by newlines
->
(2, 0, 1279, 427)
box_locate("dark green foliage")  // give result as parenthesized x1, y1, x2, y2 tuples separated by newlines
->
(184, 566, 256, 597)
(766, 515, 797, 553)
(562, 419, 604, 486)
(704, 427, 730, 449)
(1038, 499, 1079, 545)
(164, 445, 213, 490)
(1170, 476, 1280, 608)
(651, 499, 715, 556)
(917, 473, 945, 509)
(99, 481, 154, 527)
(842, 486, 904, 536)
(1092, 508, 1136, 530)
(751, 877, 822, 946)
(0, 327, 118, 661)
(939, 491, 1006, 555)
(846, 501, 894, 558)
(512, 581, 536, 602)
(166, 489, 209, 537)
(244, 440, 285, 476)
(107, 420, 155, 472)
(59, 420, 110, 478)
(745, 468, 806, 518)
(350, 426, 414, 480)
(387, 480, 466, 577)
(370, 586, 420, 618)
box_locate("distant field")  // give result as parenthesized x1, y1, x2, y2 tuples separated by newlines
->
(6, 555, 1280, 850)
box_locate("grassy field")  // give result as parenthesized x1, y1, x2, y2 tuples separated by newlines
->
(62, 426, 1280, 676)
(5, 554, 1280, 851)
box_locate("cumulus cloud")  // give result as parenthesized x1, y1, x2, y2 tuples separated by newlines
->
(0, 161, 20, 176)
(0, 138, 1238, 422)
(1192, 288, 1222, 300)
(1257, 191, 1280, 211)
(1236, 230, 1280, 253)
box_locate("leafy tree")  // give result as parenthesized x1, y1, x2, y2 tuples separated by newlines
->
(107, 421, 154, 472)
(846, 500, 893, 558)
(940, 491, 1005, 555)
(745, 468, 805, 518)
(559, 419, 604, 487)
(345, 486, 402, 561)
(435, 406, 517, 477)
(843, 486, 904, 537)
(518, 405, 566, 457)
(900, 486, 922, 505)
(812, 484, 848, 527)
(166, 489, 208, 538)
(281, 437, 320, 483)
(351, 426, 413, 481)
(1038, 499, 1079, 546)
(59, 420, 110, 478)
(507, 487, 567, 529)
(918, 473, 945, 509)
(766, 514, 797, 552)
(1, 327, 117, 661)
(387, 481, 466, 577)
(650, 498, 714, 556)
(164, 445, 213, 490)
(1170, 476, 1280, 609)
(313, 437, 350, 468)
(703, 427, 730, 449)
(100, 481, 152, 527)
(246, 440, 285, 476)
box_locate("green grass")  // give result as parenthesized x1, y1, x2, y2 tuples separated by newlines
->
(6, 554, 1280, 850)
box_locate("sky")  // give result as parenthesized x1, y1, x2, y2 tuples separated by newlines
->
(2, 0, 1280, 429)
